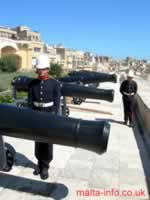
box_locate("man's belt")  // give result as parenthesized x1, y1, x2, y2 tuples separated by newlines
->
(33, 102, 54, 108)
(123, 92, 135, 96)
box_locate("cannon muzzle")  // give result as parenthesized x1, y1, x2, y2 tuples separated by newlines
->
(62, 83, 114, 102)
(59, 72, 117, 83)
(0, 104, 110, 154)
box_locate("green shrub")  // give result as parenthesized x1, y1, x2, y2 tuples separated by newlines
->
(49, 63, 63, 79)
(0, 95, 13, 103)
(0, 55, 17, 72)
(16, 92, 27, 99)
(0, 81, 7, 92)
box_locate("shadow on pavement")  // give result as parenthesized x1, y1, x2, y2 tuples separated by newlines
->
(15, 152, 37, 169)
(0, 173, 68, 199)
(95, 118, 124, 125)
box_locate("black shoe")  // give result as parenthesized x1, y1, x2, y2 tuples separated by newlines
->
(40, 168, 49, 180)
(3, 164, 12, 172)
(33, 167, 40, 175)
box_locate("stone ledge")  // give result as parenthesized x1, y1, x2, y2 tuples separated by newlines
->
(135, 94, 150, 154)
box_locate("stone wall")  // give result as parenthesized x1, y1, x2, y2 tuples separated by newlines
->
(135, 94, 150, 134)
(135, 94, 150, 152)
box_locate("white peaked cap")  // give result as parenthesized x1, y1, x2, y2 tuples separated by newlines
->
(36, 54, 50, 69)
(127, 70, 134, 78)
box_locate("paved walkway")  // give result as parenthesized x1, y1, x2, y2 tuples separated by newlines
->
(0, 82, 150, 200)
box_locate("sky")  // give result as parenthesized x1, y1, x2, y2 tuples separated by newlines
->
(1, 0, 150, 59)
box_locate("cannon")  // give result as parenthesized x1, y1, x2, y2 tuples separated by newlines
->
(68, 70, 91, 76)
(59, 71, 117, 84)
(11, 76, 33, 92)
(61, 83, 114, 102)
(68, 70, 116, 87)
(68, 70, 106, 76)
(59, 71, 117, 104)
(0, 104, 110, 157)
(11, 76, 115, 100)
(11, 76, 114, 114)
(61, 83, 114, 105)
(11, 76, 88, 106)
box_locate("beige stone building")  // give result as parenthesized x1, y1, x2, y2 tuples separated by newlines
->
(46, 45, 61, 64)
(0, 26, 45, 70)
(55, 45, 92, 71)
(0, 25, 111, 72)
(55, 45, 67, 68)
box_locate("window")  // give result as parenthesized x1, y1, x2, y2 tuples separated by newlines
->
(34, 47, 41, 52)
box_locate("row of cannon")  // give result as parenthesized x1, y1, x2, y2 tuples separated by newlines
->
(58, 70, 116, 105)
(11, 71, 116, 114)
(0, 71, 117, 172)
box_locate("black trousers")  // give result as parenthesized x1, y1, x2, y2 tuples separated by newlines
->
(122, 96, 135, 123)
(33, 107, 54, 169)
(35, 142, 53, 169)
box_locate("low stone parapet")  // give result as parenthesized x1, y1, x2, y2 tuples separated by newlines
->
(135, 94, 150, 134)
(134, 76, 150, 151)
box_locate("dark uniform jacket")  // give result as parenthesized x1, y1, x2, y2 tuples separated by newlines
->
(120, 80, 138, 98)
(28, 78, 61, 113)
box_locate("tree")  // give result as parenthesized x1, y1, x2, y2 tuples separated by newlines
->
(49, 63, 63, 79)
(0, 55, 17, 72)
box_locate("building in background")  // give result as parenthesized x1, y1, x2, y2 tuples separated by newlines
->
(0, 25, 45, 70)
(45, 45, 61, 64)
(2, 25, 145, 73)
(15, 26, 44, 63)
(0, 26, 31, 70)
(55, 45, 66, 68)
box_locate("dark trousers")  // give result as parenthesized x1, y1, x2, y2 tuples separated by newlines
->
(35, 142, 53, 169)
(34, 107, 54, 170)
(122, 96, 135, 123)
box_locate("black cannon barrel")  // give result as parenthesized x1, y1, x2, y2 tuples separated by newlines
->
(11, 76, 114, 102)
(11, 76, 33, 92)
(68, 70, 89, 76)
(0, 104, 110, 154)
(68, 70, 110, 76)
(61, 83, 114, 102)
(59, 72, 117, 83)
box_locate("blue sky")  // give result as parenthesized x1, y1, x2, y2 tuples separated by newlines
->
(1, 0, 150, 59)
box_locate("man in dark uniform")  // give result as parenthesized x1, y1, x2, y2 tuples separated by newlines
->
(28, 54, 61, 179)
(120, 70, 138, 127)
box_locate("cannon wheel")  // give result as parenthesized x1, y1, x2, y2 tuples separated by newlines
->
(72, 97, 83, 105)
(65, 106, 70, 117)
(17, 103, 24, 107)
(3, 143, 16, 172)
(81, 97, 86, 102)
(62, 105, 70, 117)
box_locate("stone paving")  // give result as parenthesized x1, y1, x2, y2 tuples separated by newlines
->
(0, 82, 150, 200)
